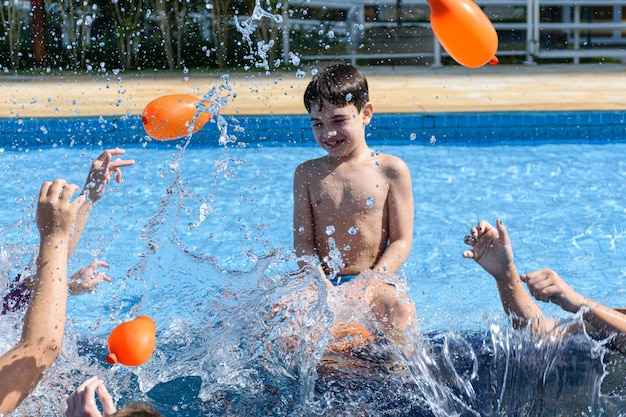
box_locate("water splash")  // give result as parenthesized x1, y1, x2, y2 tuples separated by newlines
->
(234, 0, 284, 72)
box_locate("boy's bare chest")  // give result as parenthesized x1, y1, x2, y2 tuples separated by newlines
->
(311, 167, 388, 210)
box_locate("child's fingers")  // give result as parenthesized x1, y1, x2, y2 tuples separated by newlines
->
(462, 249, 476, 259)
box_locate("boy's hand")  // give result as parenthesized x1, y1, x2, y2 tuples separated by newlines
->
(82, 148, 135, 203)
(69, 259, 112, 295)
(462, 219, 514, 279)
(36, 179, 84, 239)
(521, 268, 585, 313)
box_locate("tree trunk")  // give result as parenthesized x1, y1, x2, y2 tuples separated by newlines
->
(31, 0, 46, 67)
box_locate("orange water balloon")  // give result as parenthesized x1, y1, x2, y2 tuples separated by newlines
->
(429, 0, 498, 68)
(327, 322, 374, 355)
(106, 316, 157, 366)
(142, 94, 212, 140)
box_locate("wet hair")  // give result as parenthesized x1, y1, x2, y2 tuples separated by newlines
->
(111, 403, 164, 417)
(304, 63, 369, 113)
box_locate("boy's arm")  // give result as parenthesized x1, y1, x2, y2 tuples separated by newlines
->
(522, 268, 626, 349)
(69, 148, 135, 258)
(463, 219, 552, 332)
(293, 164, 322, 273)
(0, 180, 83, 415)
(372, 158, 413, 275)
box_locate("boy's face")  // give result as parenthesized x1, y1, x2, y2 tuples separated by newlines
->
(308, 99, 373, 159)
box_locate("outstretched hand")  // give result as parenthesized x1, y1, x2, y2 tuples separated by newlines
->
(82, 148, 135, 203)
(462, 219, 514, 279)
(69, 259, 112, 295)
(66, 376, 117, 417)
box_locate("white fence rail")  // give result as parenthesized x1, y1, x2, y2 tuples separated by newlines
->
(281, 0, 626, 66)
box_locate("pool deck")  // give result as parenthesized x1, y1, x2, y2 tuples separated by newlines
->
(2, 64, 626, 118)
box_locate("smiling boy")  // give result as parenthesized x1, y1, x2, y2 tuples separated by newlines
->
(293, 63, 416, 338)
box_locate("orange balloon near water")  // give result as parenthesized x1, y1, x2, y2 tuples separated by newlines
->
(429, 0, 498, 68)
(142, 94, 212, 140)
(106, 316, 157, 366)
(327, 322, 374, 355)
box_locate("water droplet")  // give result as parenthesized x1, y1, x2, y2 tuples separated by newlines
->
(366, 197, 374, 208)
(326, 225, 335, 235)
(348, 226, 359, 235)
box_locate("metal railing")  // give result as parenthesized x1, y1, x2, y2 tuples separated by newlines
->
(281, 0, 626, 66)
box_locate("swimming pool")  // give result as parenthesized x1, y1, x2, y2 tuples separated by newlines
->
(1, 110, 624, 147)
(2, 112, 626, 416)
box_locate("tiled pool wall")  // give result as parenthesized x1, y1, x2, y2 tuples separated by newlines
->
(0, 111, 624, 148)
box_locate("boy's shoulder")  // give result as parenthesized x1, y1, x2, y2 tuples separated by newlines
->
(372, 151, 410, 169)
(296, 155, 327, 171)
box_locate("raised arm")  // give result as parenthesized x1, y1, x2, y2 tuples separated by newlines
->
(69, 148, 135, 258)
(522, 268, 626, 350)
(0, 179, 84, 415)
(372, 156, 413, 275)
(463, 219, 551, 331)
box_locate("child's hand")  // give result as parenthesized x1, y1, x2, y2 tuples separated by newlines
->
(36, 179, 84, 240)
(82, 148, 135, 203)
(66, 376, 116, 417)
(521, 268, 585, 313)
(462, 219, 515, 279)
(69, 259, 112, 295)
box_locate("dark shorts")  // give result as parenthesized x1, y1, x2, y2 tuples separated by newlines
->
(2, 275, 31, 314)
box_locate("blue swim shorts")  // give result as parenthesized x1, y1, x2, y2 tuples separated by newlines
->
(329, 274, 358, 286)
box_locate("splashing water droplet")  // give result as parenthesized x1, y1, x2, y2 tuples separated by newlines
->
(323, 237, 345, 277)
(289, 52, 301, 66)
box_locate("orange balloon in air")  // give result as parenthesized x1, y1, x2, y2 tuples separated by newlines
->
(429, 0, 498, 68)
(106, 316, 156, 366)
(142, 94, 212, 140)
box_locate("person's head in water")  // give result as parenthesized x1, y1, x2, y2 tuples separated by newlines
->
(304, 63, 369, 113)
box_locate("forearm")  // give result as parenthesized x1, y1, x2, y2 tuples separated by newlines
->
(68, 202, 93, 257)
(21, 236, 69, 361)
(581, 302, 626, 348)
(372, 239, 411, 275)
(493, 264, 548, 331)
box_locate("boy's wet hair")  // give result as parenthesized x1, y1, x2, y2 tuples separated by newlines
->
(304, 63, 369, 113)
(111, 403, 164, 417)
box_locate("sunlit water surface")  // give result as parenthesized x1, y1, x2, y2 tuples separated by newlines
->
(2, 139, 626, 416)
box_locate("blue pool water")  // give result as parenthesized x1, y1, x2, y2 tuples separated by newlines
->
(1, 110, 625, 147)
(2, 112, 626, 416)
